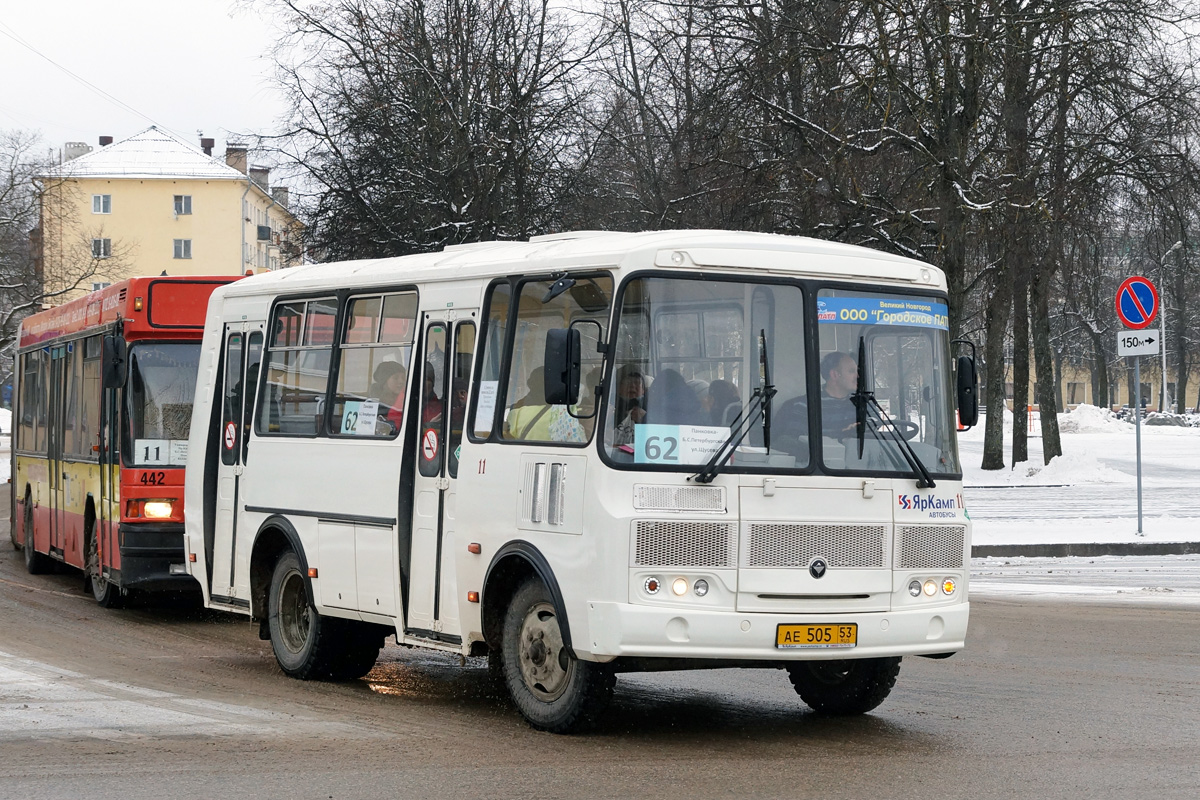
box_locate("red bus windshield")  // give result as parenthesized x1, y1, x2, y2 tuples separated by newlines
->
(124, 342, 202, 467)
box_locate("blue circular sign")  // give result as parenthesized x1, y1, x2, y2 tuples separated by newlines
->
(1115, 276, 1159, 330)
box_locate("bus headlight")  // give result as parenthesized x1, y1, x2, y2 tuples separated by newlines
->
(142, 500, 174, 519)
(908, 579, 922, 597)
(922, 580, 938, 597)
(671, 577, 689, 596)
(693, 579, 709, 597)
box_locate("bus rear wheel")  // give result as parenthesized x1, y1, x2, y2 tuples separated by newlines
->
(23, 495, 51, 575)
(501, 578, 614, 733)
(86, 527, 124, 609)
(786, 656, 902, 715)
(267, 550, 343, 680)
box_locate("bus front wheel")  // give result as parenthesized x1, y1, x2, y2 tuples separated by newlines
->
(267, 550, 340, 680)
(786, 656, 901, 715)
(23, 495, 51, 575)
(86, 525, 124, 609)
(500, 578, 614, 733)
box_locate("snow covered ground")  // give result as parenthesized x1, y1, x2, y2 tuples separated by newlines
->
(960, 404, 1200, 546)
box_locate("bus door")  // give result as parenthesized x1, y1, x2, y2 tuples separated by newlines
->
(408, 312, 476, 638)
(47, 344, 68, 558)
(212, 323, 264, 599)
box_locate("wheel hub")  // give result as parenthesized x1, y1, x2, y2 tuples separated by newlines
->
(518, 602, 572, 701)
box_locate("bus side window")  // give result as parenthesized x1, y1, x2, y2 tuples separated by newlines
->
(329, 292, 416, 438)
(470, 282, 511, 440)
(18, 351, 37, 450)
(258, 299, 336, 437)
(501, 275, 612, 444)
(80, 336, 102, 456)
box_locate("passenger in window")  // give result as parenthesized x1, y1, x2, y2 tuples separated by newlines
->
(370, 361, 407, 432)
(421, 365, 444, 425)
(820, 351, 860, 438)
(611, 366, 647, 445)
(449, 378, 468, 433)
(646, 368, 706, 426)
(705, 379, 740, 427)
(507, 367, 584, 442)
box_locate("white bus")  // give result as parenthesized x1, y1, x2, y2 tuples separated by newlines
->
(185, 230, 978, 732)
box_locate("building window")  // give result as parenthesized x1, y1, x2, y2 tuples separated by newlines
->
(174, 195, 192, 215)
(91, 282, 111, 291)
(173, 239, 192, 259)
(92, 194, 111, 214)
(92, 238, 111, 259)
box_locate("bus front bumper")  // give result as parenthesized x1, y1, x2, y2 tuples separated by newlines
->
(583, 601, 969, 661)
(117, 522, 197, 592)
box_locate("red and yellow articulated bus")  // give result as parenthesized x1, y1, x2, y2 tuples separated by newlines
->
(9, 277, 236, 606)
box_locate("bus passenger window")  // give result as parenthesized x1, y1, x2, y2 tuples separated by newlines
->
(258, 299, 336, 437)
(330, 292, 417, 438)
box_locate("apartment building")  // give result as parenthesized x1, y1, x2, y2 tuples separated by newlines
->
(36, 126, 301, 301)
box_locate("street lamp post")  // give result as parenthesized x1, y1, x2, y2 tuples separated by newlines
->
(1159, 241, 1182, 412)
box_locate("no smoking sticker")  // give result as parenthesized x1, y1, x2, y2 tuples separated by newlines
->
(223, 421, 238, 450)
(422, 429, 439, 460)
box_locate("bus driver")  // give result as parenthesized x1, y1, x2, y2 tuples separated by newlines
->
(820, 351, 860, 439)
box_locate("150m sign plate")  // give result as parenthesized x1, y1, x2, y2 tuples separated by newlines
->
(776, 623, 858, 649)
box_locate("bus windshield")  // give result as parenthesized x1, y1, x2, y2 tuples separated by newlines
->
(602, 277, 960, 476)
(603, 276, 809, 471)
(126, 342, 201, 467)
(816, 288, 960, 475)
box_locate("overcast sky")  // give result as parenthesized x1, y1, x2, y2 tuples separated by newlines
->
(0, 1, 286, 158)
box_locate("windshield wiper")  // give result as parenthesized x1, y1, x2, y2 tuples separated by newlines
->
(759, 329, 774, 453)
(694, 329, 777, 484)
(851, 338, 936, 489)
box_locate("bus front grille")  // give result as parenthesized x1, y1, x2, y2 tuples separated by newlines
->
(895, 525, 966, 570)
(632, 484, 726, 512)
(744, 523, 887, 569)
(633, 520, 737, 568)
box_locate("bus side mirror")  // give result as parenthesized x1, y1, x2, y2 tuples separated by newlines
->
(544, 328, 581, 406)
(102, 335, 127, 389)
(956, 354, 978, 428)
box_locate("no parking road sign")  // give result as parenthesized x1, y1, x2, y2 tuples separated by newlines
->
(1115, 276, 1159, 329)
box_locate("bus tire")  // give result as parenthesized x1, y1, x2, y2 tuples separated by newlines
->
(786, 657, 901, 715)
(325, 624, 382, 681)
(267, 550, 337, 680)
(86, 523, 124, 609)
(23, 494, 51, 575)
(501, 577, 614, 733)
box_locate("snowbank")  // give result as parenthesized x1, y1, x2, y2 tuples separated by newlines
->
(963, 450, 1133, 487)
(1057, 404, 1132, 434)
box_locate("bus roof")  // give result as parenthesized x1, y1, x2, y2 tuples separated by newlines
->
(17, 276, 238, 350)
(215, 230, 947, 301)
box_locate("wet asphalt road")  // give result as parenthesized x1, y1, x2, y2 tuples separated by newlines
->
(2, 507, 1199, 798)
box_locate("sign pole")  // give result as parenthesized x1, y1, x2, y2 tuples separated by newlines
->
(1116, 275, 1158, 538)
(1135, 355, 1144, 536)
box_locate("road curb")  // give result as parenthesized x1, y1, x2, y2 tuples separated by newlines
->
(973, 541, 1200, 558)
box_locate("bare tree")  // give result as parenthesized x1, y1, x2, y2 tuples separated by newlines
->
(2, 131, 125, 391)
(260, 0, 596, 258)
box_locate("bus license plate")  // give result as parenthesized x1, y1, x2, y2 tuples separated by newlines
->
(776, 623, 857, 649)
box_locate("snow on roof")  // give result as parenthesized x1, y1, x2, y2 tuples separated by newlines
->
(43, 126, 250, 181)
